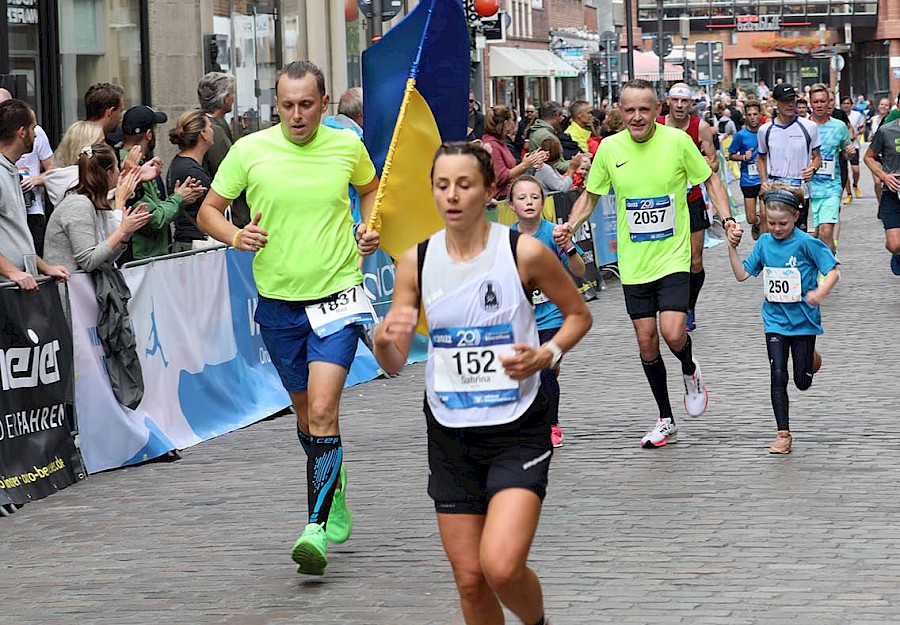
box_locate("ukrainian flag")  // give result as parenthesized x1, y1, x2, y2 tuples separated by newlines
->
(362, 0, 469, 261)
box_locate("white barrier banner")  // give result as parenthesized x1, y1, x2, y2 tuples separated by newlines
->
(70, 249, 291, 473)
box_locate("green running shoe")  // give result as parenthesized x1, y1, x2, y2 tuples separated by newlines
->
(325, 464, 352, 544)
(291, 522, 327, 576)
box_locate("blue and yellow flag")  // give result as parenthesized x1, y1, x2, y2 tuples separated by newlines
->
(362, 0, 469, 261)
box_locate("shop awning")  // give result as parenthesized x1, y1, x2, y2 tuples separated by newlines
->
(489, 47, 580, 78)
(621, 50, 684, 82)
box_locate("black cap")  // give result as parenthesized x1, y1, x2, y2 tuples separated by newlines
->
(122, 105, 168, 135)
(772, 84, 798, 101)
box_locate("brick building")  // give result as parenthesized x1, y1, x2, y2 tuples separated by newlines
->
(634, 0, 900, 102)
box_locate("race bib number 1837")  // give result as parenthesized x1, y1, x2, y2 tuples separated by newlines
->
(305, 285, 377, 338)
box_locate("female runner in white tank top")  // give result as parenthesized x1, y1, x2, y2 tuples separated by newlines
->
(374, 143, 592, 625)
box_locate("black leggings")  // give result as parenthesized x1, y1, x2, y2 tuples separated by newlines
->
(538, 328, 560, 426)
(766, 333, 817, 432)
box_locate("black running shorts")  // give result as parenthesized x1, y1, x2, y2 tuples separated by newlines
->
(741, 184, 761, 199)
(426, 390, 552, 515)
(622, 271, 690, 320)
(688, 195, 711, 232)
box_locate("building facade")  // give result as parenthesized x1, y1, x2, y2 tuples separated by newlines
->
(635, 0, 898, 102)
(0, 0, 354, 161)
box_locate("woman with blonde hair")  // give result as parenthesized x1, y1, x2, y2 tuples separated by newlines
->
(166, 109, 215, 251)
(44, 121, 104, 208)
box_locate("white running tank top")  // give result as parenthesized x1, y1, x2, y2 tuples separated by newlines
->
(421, 223, 539, 428)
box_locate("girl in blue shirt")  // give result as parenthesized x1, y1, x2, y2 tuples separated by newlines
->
(510, 175, 585, 447)
(726, 183, 840, 454)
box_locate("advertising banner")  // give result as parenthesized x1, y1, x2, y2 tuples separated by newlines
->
(71, 249, 382, 474)
(0, 282, 82, 504)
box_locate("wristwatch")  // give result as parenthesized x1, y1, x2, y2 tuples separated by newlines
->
(543, 341, 564, 368)
(723, 216, 737, 226)
(565, 246, 578, 257)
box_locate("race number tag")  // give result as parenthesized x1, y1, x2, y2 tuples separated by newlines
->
(531, 288, 549, 305)
(747, 162, 759, 177)
(763, 267, 802, 303)
(626, 195, 676, 242)
(431, 324, 518, 408)
(816, 158, 836, 179)
(305, 285, 376, 338)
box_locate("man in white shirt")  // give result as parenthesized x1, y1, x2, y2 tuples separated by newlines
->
(841, 95, 865, 198)
(756, 83, 823, 232)
(0, 88, 55, 257)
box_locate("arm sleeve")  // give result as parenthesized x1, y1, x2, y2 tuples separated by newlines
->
(138, 183, 185, 232)
(757, 124, 768, 155)
(490, 142, 512, 191)
(742, 240, 764, 277)
(809, 122, 821, 151)
(210, 142, 247, 200)
(350, 140, 377, 187)
(870, 127, 885, 154)
(205, 124, 232, 175)
(64, 200, 122, 272)
(35, 127, 53, 161)
(807, 237, 839, 275)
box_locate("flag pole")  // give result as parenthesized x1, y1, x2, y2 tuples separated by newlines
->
(367, 77, 418, 233)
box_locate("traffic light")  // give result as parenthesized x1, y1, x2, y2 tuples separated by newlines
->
(694, 41, 723, 85)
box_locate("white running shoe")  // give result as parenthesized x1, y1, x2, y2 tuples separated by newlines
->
(641, 418, 678, 448)
(683, 359, 708, 417)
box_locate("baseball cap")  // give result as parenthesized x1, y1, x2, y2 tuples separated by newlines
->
(772, 84, 798, 101)
(122, 105, 168, 135)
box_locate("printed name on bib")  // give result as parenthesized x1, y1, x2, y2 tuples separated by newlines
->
(626, 195, 676, 242)
(305, 285, 376, 337)
(763, 267, 802, 303)
(431, 324, 519, 408)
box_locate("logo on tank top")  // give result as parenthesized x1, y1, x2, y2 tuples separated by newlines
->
(480, 281, 501, 312)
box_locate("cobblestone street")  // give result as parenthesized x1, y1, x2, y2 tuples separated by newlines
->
(3, 175, 899, 625)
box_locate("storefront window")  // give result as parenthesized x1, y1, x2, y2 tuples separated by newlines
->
(8, 0, 41, 120)
(213, 0, 279, 136)
(57, 0, 143, 129)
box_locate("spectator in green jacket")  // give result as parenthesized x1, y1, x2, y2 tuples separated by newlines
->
(118, 106, 206, 260)
(527, 101, 571, 175)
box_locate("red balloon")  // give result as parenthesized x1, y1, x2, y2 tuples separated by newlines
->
(345, 0, 358, 22)
(474, 0, 500, 18)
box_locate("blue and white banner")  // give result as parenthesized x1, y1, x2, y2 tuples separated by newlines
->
(71, 248, 381, 474)
(590, 193, 618, 268)
(361, 248, 428, 363)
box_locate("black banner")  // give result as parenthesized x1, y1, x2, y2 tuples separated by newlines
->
(551, 189, 602, 301)
(0, 281, 83, 505)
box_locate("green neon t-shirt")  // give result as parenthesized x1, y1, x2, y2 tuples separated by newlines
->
(212, 124, 377, 300)
(586, 123, 711, 285)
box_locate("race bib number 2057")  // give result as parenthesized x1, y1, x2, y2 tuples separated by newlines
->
(625, 195, 676, 242)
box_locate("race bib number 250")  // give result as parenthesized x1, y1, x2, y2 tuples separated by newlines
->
(763, 267, 802, 303)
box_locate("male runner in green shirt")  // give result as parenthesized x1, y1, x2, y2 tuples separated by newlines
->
(559, 79, 741, 448)
(199, 60, 380, 576)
